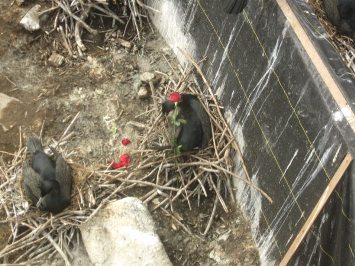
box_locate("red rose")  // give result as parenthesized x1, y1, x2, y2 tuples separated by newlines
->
(111, 161, 124, 169)
(119, 154, 130, 165)
(121, 138, 131, 146)
(111, 153, 130, 169)
(168, 92, 182, 103)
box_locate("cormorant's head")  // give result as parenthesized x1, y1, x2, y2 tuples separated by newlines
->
(162, 101, 176, 114)
(162, 93, 199, 114)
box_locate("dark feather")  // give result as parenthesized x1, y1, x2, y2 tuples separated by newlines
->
(324, 0, 355, 40)
(162, 94, 211, 152)
(23, 136, 72, 213)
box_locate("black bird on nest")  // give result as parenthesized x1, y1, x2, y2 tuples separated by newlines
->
(162, 93, 211, 153)
(22, 137, 72, 214)
(324, 0, 355, 40)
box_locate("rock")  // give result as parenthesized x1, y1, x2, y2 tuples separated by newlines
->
(85, 56, 105, 79)
(118, 38, 132, 49)
(80, 197, 172, 266)
(20, 5, 41, 32)
(140, 72, 161, 85)
(140, 72, 155, 83)
(48, 53, 65, 67)
(0, 93, 22, 131)
(70, 240, 94, 266)
(16, 0, 26, 6)
(137, 87, 150, 99)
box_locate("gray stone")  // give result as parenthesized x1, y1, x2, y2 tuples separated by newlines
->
(80, 197, 172, 266)
(139, 72, 161, 85)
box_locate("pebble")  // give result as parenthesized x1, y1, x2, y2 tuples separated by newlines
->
(118, 38, 132, 49)
(48, 53, 64, 67)
(140, 72, 155, 83)
(138, 87, 150, 100)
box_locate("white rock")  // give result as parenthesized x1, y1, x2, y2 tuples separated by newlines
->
(140, 72, 155, 83)
(20, 5, 41, 32)
(138, 87, 150, 99)
(0, 93, 21, 131)
(118, 38, 132, 49)
(80, 197, 172, 266)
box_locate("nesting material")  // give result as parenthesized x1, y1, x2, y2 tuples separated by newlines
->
(309, 0, 355, 72)
(29, 0, 148, 56)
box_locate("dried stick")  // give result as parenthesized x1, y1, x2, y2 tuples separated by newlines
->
(55, 0, 98, 35)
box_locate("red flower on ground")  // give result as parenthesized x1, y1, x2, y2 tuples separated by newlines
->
(168, 91, 182, 103)
(121, 138, 131, 146)
(111, 153, 130, 169)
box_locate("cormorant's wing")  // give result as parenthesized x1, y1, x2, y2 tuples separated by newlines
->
(55, 155, 72, 202)
(189, 97, 211, 148)
(22, 161, 42, 205)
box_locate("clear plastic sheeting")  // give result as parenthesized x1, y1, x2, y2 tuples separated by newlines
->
(292, 161, 355, 265)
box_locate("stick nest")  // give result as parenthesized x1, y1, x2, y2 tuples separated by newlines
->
(36, 0, 150, 57)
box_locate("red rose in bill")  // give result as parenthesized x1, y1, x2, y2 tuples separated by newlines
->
(111, 153, 130, 169)
(121, 138, 131, 146)
(168, 91, 182, 103)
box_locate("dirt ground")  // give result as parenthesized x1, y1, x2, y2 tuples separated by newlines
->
(0, 1, 259, 265)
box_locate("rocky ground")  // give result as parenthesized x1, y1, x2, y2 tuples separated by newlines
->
(0, 1, 260, 265)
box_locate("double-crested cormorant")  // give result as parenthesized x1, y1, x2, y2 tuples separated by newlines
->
(162, 93, 211, 152)
(23, 137, 72, 214)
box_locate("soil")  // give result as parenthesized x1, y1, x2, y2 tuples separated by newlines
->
(0, 1, 260, 265)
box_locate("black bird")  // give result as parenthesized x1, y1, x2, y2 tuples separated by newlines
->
(22, 137, 72, 214)
(324, 0, 355, 40)
(162, 94, 211, 152)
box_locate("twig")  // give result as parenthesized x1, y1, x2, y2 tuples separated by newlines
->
(55, 111, 80, 148)
(54, 0, 98, 35)
(46, 235, 70, 266)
